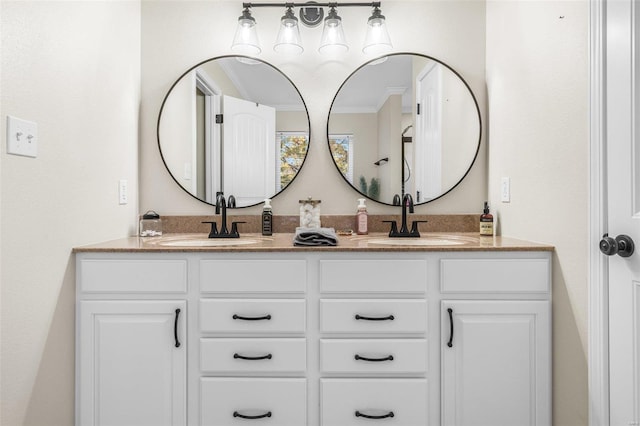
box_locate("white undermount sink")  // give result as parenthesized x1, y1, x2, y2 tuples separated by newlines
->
(366, 235, 478, 246)
(149, 235, 262, 247)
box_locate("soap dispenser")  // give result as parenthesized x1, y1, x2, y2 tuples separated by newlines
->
(356, 198, 368, 235)
(480, 201, 494, 236)
(262, 199, 273, 236)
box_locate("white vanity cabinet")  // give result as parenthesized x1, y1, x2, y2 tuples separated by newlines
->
(441, 301, 550, 426)
(75, 245, 551, 426)
(318, 258, 429, 426)
(440, 256, 552, 426)
(198, 256, 308, 426)
(76, 256, 188, 426)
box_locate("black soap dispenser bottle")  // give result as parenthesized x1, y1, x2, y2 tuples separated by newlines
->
(262, 199, 273, 236)
(480, 201, 494, 236)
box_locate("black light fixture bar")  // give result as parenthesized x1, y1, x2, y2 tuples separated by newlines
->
(243, 2, 380, 8)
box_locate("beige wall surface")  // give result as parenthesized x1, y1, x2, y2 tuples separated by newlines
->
(376, 94, 403, 202)
(329, 112, 379, 190)
(486, 1, 588, 425)
(0, 1, 590, 426)
(140, 0, 487, 215)
(0, 1, 141, 425)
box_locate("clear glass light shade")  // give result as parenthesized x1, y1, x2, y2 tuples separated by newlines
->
(363, 15, 392, 55)
(319, 13, 348, 54)
(274, 11, 303, 54)
(231, 15, 261, 55)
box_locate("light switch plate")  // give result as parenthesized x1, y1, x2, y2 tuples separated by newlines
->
(119, 180, 128, 205)
(6, 115, 38, 157)
(501, 177, 511, 202)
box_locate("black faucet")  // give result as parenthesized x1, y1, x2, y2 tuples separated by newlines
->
(215, 192, 229, 235)
(400, 194, 414, 234)
(202, 192, 244, 238)
(385, 193, 427, 237)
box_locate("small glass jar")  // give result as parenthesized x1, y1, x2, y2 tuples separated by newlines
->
(140, 210, 163, 237)
(299, 197, 321, 228)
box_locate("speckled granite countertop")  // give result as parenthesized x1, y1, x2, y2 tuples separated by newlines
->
(73, 232, 553, 253)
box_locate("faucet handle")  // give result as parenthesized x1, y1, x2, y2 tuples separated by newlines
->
(382, 220, 399, 237)
(410, 220, 428, 237)
(202, 221, 218, 238)
(230, 221, 246, 238)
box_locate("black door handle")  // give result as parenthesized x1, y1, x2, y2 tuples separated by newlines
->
(354, 354, 394, 362)
(600, 233, 635, 257)
(355, 314, 395, 321)
(355, 410, 395, 419)
(174, 308, 181, 348)
(233, 314, 272, 321)
(233, 353, 273, 360)
(233, 411, 272, 419)
(447, 308, 454, 348)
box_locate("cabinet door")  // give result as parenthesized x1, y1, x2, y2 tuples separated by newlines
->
(77, 300, 186, 426)
(441, 301, 550, 426)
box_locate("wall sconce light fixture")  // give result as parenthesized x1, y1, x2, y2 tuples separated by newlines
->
(232, 2, 392, 56)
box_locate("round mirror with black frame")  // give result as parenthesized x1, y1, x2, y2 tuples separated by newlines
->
(158, 55, 310, 208)
(327, 52, 481, 206)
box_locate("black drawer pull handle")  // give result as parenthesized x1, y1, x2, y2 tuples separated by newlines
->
(447, 308, 454, 348)
(233, 353, 273, 361)
(355, 410, 395, 419)
(233, 411, 272, 419)
(233, 314, 272, 321)
(355, 354, 394, 362)
(355, 314, 395, 321)
(174, 308, 181, 348)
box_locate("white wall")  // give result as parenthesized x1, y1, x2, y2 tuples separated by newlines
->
(377, 94, 403, 202)
(0, 2, 589, 426)
(329, 112, 379, 188)
(0, 1, 141, 425)
(486, 1, 588, 424)
(140, 0, 487, 215)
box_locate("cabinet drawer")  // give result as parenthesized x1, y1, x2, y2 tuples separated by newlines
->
(320, 339, 427, 374)
(321, 379, 427, 426)
(319, 259, 427, 293)
(201, 378, 306, 426)
(200, 299, 305, 334)
(200, 259, 306, 293)
(320, 299, 426, 334)
(201, 338, 306, 374)
(79, 259, 187, 293)
(441, 258, 550, 293)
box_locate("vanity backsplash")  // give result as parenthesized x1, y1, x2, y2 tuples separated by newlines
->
(159, 214, 479, 234)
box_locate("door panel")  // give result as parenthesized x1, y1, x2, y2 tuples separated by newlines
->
(606, 1, 640, 424)
(78, 301, 186, 426)
(441, 301, 551, 426)
(222, 95, 276, 205)
(415, 63, 442, 202)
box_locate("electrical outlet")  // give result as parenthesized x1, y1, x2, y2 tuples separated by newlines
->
(119, 180, 128, 205)
(501, 177, 511, 202)
(6, 115, 38, 157)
